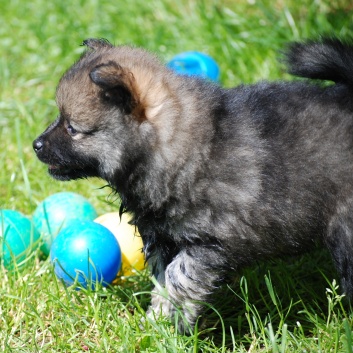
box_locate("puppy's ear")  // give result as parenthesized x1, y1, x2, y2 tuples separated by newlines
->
(82, 38, 113, 50)
(90, 61, 138, 115)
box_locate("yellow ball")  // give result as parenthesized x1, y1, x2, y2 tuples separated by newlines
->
(94, 212, 145, 276)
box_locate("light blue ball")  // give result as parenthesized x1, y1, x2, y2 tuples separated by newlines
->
(33, 192, 98, 257)
(167, 51, 220, 81)
(50, 220, 121, 288)
(0, 210, 40, 268)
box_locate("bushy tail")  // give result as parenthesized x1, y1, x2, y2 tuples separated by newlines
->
(284, 37, 353, 86)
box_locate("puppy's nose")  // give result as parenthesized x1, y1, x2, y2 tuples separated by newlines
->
(33, 138, 43, 153)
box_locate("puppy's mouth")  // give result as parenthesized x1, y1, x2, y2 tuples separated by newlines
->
(48, 164, 98, 181)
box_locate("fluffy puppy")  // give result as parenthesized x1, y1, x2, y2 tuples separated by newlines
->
(33, 38, 353, 332)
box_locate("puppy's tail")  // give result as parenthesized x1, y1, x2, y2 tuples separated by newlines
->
(284, 37, 353, 87)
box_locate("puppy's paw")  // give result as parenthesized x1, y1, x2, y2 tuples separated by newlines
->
(148, 291, 176, 318)
(142, 290, 195, 334)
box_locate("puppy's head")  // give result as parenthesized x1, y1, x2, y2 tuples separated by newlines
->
(33, 39, 175, 185)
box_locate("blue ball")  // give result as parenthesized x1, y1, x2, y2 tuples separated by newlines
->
(0, 210, 40, 268)
(167, 51, 220, 81)
(50, 220, 121, 288)
(33, 192, 98, 257)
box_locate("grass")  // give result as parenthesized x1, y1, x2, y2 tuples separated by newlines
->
(1, 0, 353, 351)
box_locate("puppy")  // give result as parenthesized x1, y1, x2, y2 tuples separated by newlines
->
(33, 37, 353, 332)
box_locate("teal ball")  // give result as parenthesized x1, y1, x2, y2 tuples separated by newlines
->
(0, 210, 40, 268)
(33, 192, 98, 257)
(50, 220, 121, 288)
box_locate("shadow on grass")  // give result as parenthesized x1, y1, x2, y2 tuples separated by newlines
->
(107, 249, 351, 349)
(199, 248, 351, 347)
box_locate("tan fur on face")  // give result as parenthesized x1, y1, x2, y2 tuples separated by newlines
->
(57, 45, 174, 121)
(56, 42, 214, 162)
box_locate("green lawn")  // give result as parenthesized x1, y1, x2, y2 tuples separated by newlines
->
(1, 0, 353, 351)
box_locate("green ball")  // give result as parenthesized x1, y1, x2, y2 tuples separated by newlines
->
(0, 210, 40, 268)
(33, 192, 98, 257)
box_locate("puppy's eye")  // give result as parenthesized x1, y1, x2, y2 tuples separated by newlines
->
(67, 124, 78, 136)
(103, 91, 112, 101)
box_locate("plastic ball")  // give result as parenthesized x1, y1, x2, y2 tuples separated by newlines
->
(95, 212, 145, 276)
(167, 51, 220, 81)
(50, 219, 121, 288)
(33, 192, 98, 257)
(0, 210, 40, 268)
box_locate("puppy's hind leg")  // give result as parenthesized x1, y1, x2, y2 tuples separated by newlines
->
(326, 198, 353, 298)
(148, 246, 228, 333)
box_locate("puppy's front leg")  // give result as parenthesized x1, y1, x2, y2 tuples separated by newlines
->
(148, 246, 226, 333)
